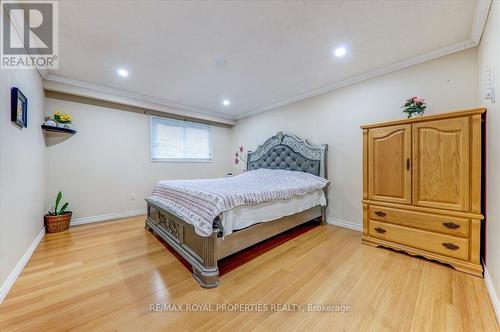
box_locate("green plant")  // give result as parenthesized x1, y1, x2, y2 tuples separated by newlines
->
(54, 112, 72, 124)
(49, 191, 69, 215)
(402, 96, 427, 118)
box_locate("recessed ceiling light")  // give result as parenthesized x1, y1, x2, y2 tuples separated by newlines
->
(222, 99, 230, 106)
(117, 68, 129, 77)
(334, 47, 347, 57)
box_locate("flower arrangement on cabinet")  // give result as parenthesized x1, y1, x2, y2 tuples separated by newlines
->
(402, 96, 426, 118)
(44, 111, 75, 130)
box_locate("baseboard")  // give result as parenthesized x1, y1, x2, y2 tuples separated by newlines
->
(484, 266, 500, 324)
(326, 217, 363, 232)
(0, 209, 146, 304)
(70, 209, 147, 226)
(0, 227, 45, 304)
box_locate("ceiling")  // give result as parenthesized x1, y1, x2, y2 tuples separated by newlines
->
(47, 0, 486, 120)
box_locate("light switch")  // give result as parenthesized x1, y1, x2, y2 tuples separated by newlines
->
(484, 67, 495, 103)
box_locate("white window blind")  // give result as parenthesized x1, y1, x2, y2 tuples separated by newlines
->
(150, 116, 213, 162)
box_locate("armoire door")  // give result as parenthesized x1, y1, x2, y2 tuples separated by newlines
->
(412, 117, 470, 211)
(368, 124, 412, 204)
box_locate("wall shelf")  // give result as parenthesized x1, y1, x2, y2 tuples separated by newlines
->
(41, 125, 76, 135)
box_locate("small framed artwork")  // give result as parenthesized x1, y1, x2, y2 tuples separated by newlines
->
(11, 87, 27, 128)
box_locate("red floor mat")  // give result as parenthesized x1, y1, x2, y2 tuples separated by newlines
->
(154, 220, 319, 276)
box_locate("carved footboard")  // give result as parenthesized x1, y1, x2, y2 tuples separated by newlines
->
(145, 199, 221, 288)
(146, 198, 326, 288)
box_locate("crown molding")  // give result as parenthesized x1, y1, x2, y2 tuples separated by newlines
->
(43, 74, 236, 125)
(42, 1, 490, 123)
(236, 39, 477, 119)
(470, 0, 492, 44)
(5, 2, 231, 123)
(236, 0, 491, 120)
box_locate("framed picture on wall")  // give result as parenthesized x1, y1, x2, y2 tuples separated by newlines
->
(11, 87, 27, 128)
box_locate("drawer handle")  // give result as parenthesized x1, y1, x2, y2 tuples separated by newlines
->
(374, 211, 386, 217)
(442, 222, 460, 230)
(374, 227, 386, 234)
(442, 242, 460, 250)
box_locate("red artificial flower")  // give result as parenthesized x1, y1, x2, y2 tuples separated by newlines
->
(234, 158, 239, 164)
(239, 145, 244, 152)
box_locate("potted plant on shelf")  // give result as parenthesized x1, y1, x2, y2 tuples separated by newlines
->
(53, 112, 73, 129)
(44, 191, 72, 233)
(402, 96, 427, 118)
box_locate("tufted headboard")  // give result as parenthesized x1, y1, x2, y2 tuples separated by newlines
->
(246, 132, 328, 178)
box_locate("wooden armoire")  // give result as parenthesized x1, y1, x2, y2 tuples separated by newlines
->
(361, 108, 485, 276)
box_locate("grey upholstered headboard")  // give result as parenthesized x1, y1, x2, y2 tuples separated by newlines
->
(246, 132, 328, 178)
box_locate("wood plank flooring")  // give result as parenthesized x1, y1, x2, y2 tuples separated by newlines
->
(0, 216, 498, 331)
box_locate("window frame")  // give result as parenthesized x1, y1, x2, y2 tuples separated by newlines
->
(149, 116, 214, 163)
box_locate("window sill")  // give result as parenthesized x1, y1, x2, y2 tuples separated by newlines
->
(150, 159, 214, 163)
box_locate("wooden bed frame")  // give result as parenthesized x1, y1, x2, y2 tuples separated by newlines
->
(145, 132, 328, 288)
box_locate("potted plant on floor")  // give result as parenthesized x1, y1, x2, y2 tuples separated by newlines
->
(44, 191, 72, 233)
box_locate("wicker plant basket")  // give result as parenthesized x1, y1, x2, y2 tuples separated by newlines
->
(44, 212, 72, 233)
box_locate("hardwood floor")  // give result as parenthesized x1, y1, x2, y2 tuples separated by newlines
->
(0, 216, 498, 331)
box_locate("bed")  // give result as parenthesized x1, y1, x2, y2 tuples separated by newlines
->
(145, 132, 329, 288)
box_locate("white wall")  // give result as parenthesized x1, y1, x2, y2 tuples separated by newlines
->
(0, 69, 47, 288)
(45, 98, 233, 220)
(478, 0, 500, 319)
(232, 48, 479, 228)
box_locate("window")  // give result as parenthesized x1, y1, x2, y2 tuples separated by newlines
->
(150, 116, 213, 162)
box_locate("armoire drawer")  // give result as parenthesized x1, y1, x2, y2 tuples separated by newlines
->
(368, 205, 469, 237)
(368, 220, 469, 260)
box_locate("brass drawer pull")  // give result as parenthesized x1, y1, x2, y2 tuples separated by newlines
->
(442, 242, 459, 250)
(374, 211, 386, 217)
(374, 227, 386, 234)
(442, 222, 460, 230)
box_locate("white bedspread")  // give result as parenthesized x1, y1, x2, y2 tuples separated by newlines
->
(148, 169, 330, 236)
(221, 189, 326, 235)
